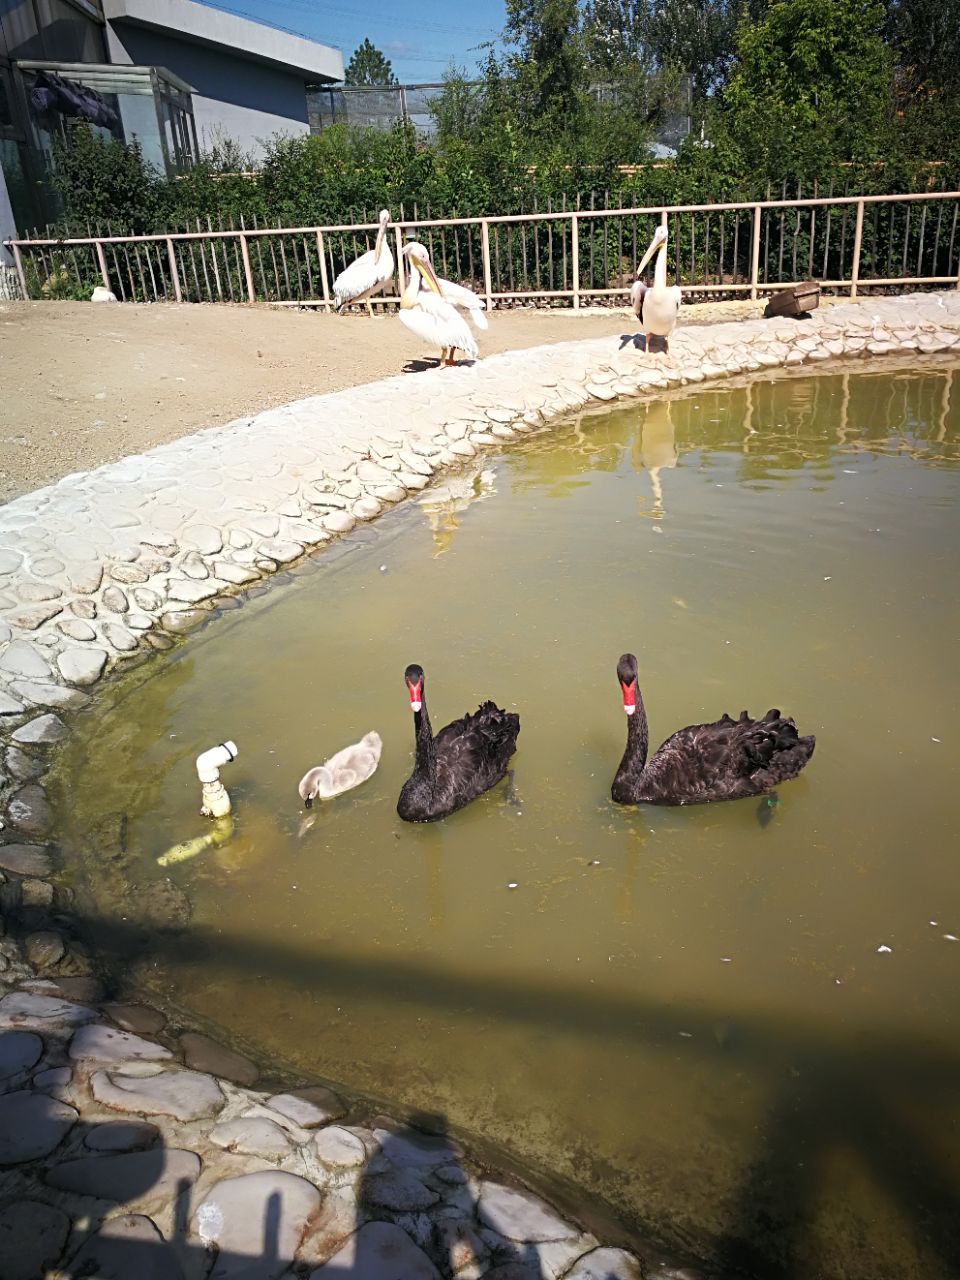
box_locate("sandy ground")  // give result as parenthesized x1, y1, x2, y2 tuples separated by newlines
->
(0, 297, 767, 502)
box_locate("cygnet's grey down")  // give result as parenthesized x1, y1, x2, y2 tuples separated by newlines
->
(298, 731, 383, 806)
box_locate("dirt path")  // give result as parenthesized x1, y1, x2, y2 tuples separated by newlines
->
(0, 297, 767, 502)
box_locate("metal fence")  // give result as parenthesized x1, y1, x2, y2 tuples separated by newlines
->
(6, 192, 960, 309)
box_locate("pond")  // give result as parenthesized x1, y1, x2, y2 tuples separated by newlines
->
(53, 360, 960, 1279)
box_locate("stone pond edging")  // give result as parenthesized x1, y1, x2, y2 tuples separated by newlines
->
(0, 293, 958, 1278)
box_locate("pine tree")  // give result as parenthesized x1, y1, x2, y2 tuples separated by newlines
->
(344, 39, 398, 86)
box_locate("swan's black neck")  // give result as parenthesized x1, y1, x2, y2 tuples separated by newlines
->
(625, 684, 650, 773)
(413, 698, 436, 778)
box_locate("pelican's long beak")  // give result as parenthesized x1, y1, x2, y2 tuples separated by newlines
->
(636, 229, 665, 278)
(413, 255, 443, 296)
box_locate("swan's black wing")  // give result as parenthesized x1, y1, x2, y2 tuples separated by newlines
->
(635, 709, 815, 805)
(433, 701, 520, 811)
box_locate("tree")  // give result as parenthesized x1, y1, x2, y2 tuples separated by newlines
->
(884, 0, 960, 98)
(344, 39, 397, 86)
(502, 0, 588, 136)
(646, 0, 740, 100)
(720, 0, 893, 178)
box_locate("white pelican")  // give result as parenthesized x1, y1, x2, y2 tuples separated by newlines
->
(398, 247, 478, 366)
(632, 224, 682, 357)
(332, 209, 394, 316)
(402, 240, 488, 330)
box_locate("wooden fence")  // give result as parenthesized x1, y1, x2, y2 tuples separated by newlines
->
(6, 192, 960, 309)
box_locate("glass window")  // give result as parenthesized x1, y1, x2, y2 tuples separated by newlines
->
(36, 0, 106, 62)
(0, 68, 12, 129)
(0, 0, 44, 61)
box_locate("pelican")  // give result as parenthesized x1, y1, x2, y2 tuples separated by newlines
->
(332, 209, 394, 316)
(398, 247, 478, 366)
(402, 240, 488, 330)
(632, 224, 682, 358)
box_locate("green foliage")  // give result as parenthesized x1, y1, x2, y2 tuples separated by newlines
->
(719, 0, 893, 179)
(50, 121, 168, 231)
(344, 38, 397, 87)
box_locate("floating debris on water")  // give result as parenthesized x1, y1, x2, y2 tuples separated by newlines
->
(877, 944, 893, 954)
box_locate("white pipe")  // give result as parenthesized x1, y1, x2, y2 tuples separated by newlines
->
(196, 741, 238, 783)
(196, 741, 238, 818)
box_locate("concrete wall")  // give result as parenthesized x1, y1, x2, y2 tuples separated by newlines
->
(0, 161, 16, 264)
(106, 23, 312, 158)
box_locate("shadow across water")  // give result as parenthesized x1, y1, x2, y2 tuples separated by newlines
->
(56, 907, 960, 1279)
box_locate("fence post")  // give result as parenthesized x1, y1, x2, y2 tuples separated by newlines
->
(11, 243, 28, 299)
(316, 230, 331, 310)
(481, 219, 492, 309)
(165, 237, 182, 303)
(749, 204, 762, 300)
(394, 224, 406, 301)
(572, 212, 580, 310)
(850, 199, 865, 298)
(95, 240, 110, 292)
(239, 233, 255, 303)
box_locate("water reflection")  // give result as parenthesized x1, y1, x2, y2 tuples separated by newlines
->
(417, 460, 497, 556)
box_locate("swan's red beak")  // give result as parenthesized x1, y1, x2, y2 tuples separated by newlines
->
(620, 679, 637, 715)
(406, 678, 422, 713)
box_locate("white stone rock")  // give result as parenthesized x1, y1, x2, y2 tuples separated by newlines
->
(478, 1182, 579, 1242)
(563, 1247, 644, 1278)
(11, 712, 68, 744)
(314, 1125, 367, 1170)
(57, 647, 108, 686)
(0, 1090, 77, 1163)
(0, 1200, 69, 1280)
(101, 623, 139, 652)
(209, 1116, 294, 1159)
(182, 523, 223, 555)
(91, 1068, 225, 1120)
(0, 640, 52, 679)
(69, 1023, 173, 1064)
(310, 1220, 441, 1279)
(192, 1169, 321, 1276)
(0, 992, 95, 1029)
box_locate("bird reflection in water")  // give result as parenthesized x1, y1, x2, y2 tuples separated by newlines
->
(631, 398, 679, 519)
(418, 460, 497, 556)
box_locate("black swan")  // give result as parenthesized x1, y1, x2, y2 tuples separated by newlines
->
(611, 653, 815, 806)
(397, 663, 520, 822)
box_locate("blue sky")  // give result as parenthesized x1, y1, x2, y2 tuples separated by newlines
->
(206, 0, 508, 83)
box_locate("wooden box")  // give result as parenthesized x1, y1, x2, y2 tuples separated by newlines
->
(764, 282, 821, 318)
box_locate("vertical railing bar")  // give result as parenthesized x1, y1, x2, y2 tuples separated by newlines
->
(239, 232, 256, 303)
(11, 243, 28, 299)
(278, 228, 292, 298)
(572, 212, 580, 310)
(901, 204, 911, 276)
(302, 234, 314, 297)
(481, 218, 492, 309)
(186, 238, 202, 301)
(95, 239, 110, 291)
(133, 243, 147, 300)
(165, 237, 182, 303)
(850, 199, 865, 298)
(316, 230, 332, 309)
(196, 219, 212, 301)
(948, 204, 959, 282)
(916, 203, 927, 278)
(750, 204, 762, 300)
(807, 180, 816, 279)
(931, 203, 943, 276)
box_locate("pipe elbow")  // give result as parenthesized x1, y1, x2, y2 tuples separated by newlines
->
(196, 741, 238, 783)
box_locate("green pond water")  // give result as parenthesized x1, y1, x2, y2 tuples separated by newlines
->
(54, 360, 960, 1278)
